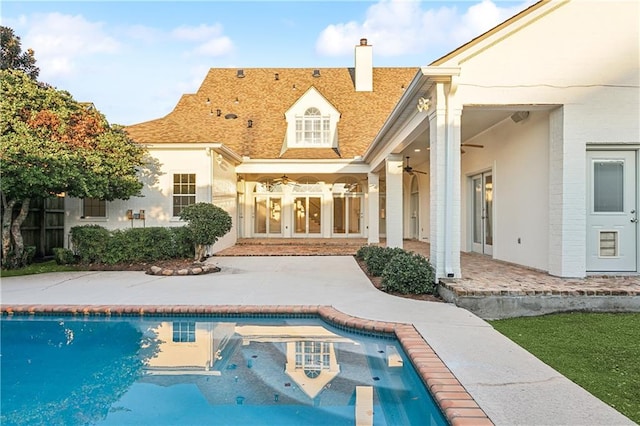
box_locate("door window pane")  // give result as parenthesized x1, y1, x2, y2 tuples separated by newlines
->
(254, 197, 267, 234)
(484, 176, 493, 246)
(349, 196, 361, 234)
(594, 161, 624, 212)
(473, 178, 482, 244)
(269, 198, 282, 234)
(308, 197, 321, 234)
(333, 197, 345, 234)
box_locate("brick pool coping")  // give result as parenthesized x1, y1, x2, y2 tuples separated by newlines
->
(2, 304, 493, 426)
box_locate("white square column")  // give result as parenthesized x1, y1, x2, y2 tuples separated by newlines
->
(385, 154, 404, 248)
(429, 82, 462, 279)
(367, 172, 380, 244)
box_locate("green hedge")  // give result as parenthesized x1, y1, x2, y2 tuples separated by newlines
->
(357, 245, 437, 295)
(53, 247, 76, 265)
(70, 225, 194, 264)
(363, 246, 405, 277)
(381, 251, 436, 295)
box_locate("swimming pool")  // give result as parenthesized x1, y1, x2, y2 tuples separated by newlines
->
(1, 313, 448, 425)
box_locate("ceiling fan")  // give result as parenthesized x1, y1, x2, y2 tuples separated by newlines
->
(401, 157, 427, 175)
(272, 175, 297, 185)
(460, 143, 484, 154)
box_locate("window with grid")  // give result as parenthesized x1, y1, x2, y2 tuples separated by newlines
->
(172, 322, 196, 342)
(82, 198, 106, 218)
(295, 108, 330, 146)
(173, 173, 196, 217)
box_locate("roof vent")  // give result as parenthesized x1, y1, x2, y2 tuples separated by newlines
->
(312, 69, 321, 78)
(275, 73, 279, 80)
(225, 113, 238, 120)
(237, 69, 245, 78)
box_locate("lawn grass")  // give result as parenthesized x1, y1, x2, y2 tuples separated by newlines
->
(490, 312, 640, 424)
(0, 260, 81, 277)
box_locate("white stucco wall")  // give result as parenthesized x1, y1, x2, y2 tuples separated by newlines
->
(64, 146, 239, 254)
(436, 0, 639, 276)
(461, 111, 550, 270)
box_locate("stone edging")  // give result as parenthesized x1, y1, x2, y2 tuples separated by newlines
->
(1, 304, 493, 426)
(146, 264, 220, 276)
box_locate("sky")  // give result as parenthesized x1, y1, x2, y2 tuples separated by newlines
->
(2, 0, 533, 125)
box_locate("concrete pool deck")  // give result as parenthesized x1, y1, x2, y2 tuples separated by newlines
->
(1, 256, 634, 426)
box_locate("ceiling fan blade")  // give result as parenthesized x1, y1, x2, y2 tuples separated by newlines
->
(461, 143, 484, 148)
(414, 170, 428, 175)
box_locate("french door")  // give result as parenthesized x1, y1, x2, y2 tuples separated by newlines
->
(333, 194, 362, 236)
(471, 172, 493, 255)
(254, 196, 282, 236)
(294, 196, 322, 235)
(586, 151, 637, 272)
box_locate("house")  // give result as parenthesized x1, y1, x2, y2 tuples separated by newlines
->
(65, 0, 639, 279)
(65, 39, 418, 253)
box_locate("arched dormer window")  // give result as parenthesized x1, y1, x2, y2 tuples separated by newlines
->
(296, 107, 330, 146)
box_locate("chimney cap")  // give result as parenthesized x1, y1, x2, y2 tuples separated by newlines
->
(359, 38, 368, 46)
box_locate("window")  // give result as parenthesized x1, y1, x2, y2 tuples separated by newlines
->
(296, 108, 330, 146)
(294, 341, 331, 378)
(82, 198, 106, 218)
(172, 322, 195, 342)
(173, 173, 196, 216)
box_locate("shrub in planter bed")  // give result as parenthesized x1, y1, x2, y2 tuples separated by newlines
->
(70, 225, 111, 263)
(53, 247, 76, 265)
(364, 246, 405, 277)
(381, 251, 436, 294)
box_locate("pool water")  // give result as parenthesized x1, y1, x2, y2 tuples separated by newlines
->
(1, 316, 447, 425)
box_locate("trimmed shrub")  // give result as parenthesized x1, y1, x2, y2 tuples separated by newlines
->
(179, 203, 232, 260)
(381, 251, 436, 295)
(53, 247, 76, 265)
(70, 225, 111, 263)
(170, 226, 195, 259)
(355, 245, 376, 261)
(364, 246, 405, 277)
(71, 225, 195, 264)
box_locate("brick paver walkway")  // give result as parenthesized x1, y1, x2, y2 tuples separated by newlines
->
(217, 239, 640, 296)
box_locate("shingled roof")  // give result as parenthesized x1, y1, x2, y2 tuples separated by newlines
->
(126, 67, 417, 159)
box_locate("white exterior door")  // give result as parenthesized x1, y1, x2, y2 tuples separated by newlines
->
(253, 196, 282, 236)
(293, 196, 322, 236)
(471, 172, 493, 255)
(587, 151, 638, 272)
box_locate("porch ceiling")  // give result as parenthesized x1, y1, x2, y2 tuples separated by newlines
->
(398, 106, 547, 164)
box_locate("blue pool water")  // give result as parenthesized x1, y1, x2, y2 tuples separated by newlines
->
(1, 315, 447, 425)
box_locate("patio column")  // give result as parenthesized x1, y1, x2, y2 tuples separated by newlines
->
(385, 154, 404, 248)
(429, 81, 462, 279)
(367, 171, 380, 244)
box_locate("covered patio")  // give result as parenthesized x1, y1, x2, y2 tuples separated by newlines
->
(216, 238, 640, 318)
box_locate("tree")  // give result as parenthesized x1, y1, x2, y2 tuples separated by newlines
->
(1, 69, 146, 268)
(179, 203, 232, 261)
(1, 26, 39, 79)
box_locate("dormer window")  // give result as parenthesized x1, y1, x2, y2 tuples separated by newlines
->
(282, 87, 340, 155)
(296, 108, 330, 146)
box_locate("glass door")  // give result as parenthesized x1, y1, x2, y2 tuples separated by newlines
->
(471, 172, 493, 255)
(333, 194, 362, 236)
(254, 196, 282, 236)
(294, 197, 322, 236)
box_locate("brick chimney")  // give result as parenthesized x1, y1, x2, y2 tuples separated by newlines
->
(355, 38, 373, 92)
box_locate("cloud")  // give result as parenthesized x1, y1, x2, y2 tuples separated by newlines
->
(316, 0, 531, 58)
(172, 23, 234, 57)
(19, 12, 120, 78)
